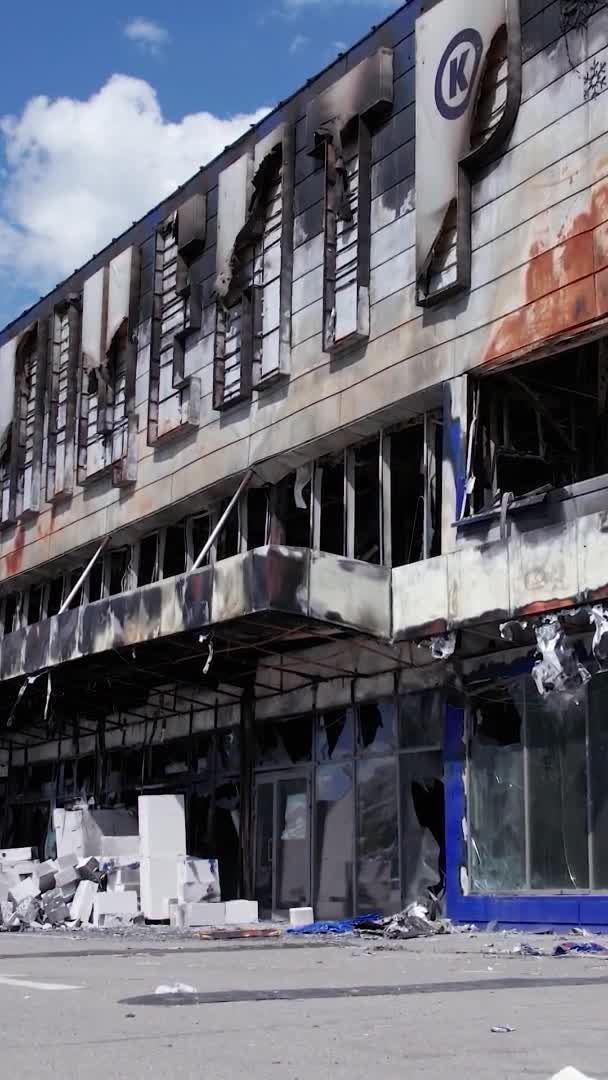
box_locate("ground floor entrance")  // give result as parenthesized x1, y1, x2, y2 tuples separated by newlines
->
(254, 771, 311, 917)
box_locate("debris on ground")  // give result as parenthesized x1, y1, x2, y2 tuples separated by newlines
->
(155, 983, 197, 995)
(287, 913, 383, 936)
(195, 927, 282, 941)
(549, 1070, 596, 1080)
(491, 1025, 515, 1033)
(553, 941, 608, 956)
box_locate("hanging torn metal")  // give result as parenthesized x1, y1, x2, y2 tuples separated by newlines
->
(531, 616, 590, 697)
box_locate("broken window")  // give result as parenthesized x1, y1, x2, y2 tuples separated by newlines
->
(357, 756, 400, 912)
(388, 416, 441, 567)
(400, 751, 445, 906)
(316, 120, 371, 353)
(1, 319, 48, 525)
(353, 438, 380, 563)
(216, 498, 240, 562)
(282, 468, 311, 548)
(162, 524, 187, 579)
(148, 198, 204, 443)
(213, 135, 294, 408)
(138, 533, 159, 587)
(189, 512, 211, 567)
(46, 576, 64, 617)
(245, 488, 269, 550)
(358, 701, 396, 755)
(82, 320, 130, 480)
(79, 247, 140, 482)
(305, 49, 393, 353)
(106, 548, 131, 596)
(314, 763, 354, 920)
(88, 558, 104, 603)
(317, 454, 345, 555)
(26, 584, 44, 626)
(316, 708, 355, 762)
(47, 298, 80, 502)
(467, 674, 606, 892)
(2, 593, 18, 636)
(466, 342, 608, 517)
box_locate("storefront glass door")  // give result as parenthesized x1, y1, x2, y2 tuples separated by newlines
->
(254, 771, 310, 916)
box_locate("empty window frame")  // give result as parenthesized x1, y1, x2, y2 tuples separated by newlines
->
(83, 322, 131, 480)
(47, 298, 81, 502)
(387, 416, 441, 567)
(315, 453, 346, 556)
(162, 524, 187, 579)
(137, 533, 160, 587)
(243, 487, 269, 550)
(148, 196, 205, 444)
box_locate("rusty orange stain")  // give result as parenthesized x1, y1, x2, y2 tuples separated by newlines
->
(482, 179, 608, 368)
(4, 523, 25, 578)
(517, 597, 577, 617)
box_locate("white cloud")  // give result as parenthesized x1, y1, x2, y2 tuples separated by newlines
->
(124, 16, 169, 55)
(0, 75, 270, 300)
(289, 33, 310, 53)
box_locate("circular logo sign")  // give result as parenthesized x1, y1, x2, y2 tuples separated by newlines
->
(434, 28, 483, 121)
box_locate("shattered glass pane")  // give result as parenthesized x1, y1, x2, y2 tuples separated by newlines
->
(526, 680, 589, 890)
(356, 757, 400, 914)
(357, 701, 396, 755)
(398, 692, 443, 749)
(400, 751, 444, 905)
(316, 708, 355, 762)
(314, 764, 354, 920)
(469, 686, 526, 891)
(589, 674, 608, 888)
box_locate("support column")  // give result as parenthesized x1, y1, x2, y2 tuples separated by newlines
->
(239, 689, 255, 900)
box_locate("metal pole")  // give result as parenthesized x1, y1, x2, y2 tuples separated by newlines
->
(190, 470, 254, 573)
(58, 536, 110, 615)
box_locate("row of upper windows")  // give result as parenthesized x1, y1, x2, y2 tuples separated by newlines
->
(0, 418, 441, 638)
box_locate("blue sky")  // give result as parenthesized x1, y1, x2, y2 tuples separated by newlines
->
(0, 0, 397, 330)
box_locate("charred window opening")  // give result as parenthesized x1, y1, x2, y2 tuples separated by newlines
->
(65, 567, 85, 610)
(467, 342, 608, 516)
(47, 577, 64, 617)
(283, 470, 312, 548)
(3, 594, 18, 635)
(163, 524, 187, 579)
(88, 558, 103, 603)
(0, 423, 11, 525)
(317, 118, 371, 354)
(390, 426, 425, 567)
(1, 319, 48, 525)
(26, 584, 44, 626)
(138, 533, 159, 586)
(47, 298, 80, 502)
(216, 498, 240, 561)
(319, 454, 345, 556)
(148, 203, 203, 444)
(214, 145, 284, 410)
(106, 548, 130, 597)
(246, 488, 269, 550)
(190, 513, 211, 567)
(83, 320, 130, 480)
(354, 438, 380, 564)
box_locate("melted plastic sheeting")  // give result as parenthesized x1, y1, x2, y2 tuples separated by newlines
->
(532, 617, 590, 697)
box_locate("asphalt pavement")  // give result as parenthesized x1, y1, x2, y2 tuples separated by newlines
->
(0, 929, 604, 1079)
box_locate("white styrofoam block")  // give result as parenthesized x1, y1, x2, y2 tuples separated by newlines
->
(101, 835, 140, 857)
(70, 881, 98, 924)
(140, 857, 179, 920)
(0, 847, 33, 864)
(34, 861, 57, 893)
(93, 891, 138, 927)
(0, 868, 20, 888)
(55, 853, 78, 870)
(138, 795, 186, 858)
(186, 902, 226, 928)
(289, 907, 314, 928)
(15, 861, 40, 876)
(9, 877, 40, 905)
(225, 900, 258, 925)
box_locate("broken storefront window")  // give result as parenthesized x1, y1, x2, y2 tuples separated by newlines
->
(468, 673, 608, 892)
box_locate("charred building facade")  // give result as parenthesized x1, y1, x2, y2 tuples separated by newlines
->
(1, 0, 608, 926)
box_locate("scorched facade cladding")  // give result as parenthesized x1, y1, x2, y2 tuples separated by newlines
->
(3, 0, 608, 927)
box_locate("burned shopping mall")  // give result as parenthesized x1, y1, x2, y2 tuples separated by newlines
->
(1, 0, 608, 929)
